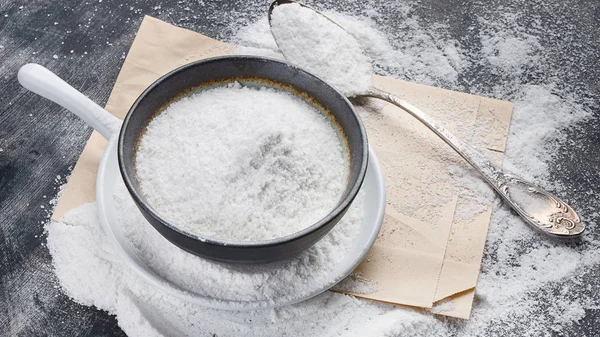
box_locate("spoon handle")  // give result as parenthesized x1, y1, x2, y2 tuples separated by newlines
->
(365, 87, 583, 238)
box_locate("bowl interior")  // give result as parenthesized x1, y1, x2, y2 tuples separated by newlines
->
(118, 56, 367, 246)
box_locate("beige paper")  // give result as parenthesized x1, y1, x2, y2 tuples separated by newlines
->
(346, 195, 458, 308)
(342, 76, 511, 318)
(52, 16, 513, 319)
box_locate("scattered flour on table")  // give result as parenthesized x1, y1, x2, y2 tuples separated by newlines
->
(46, 2, 600, 337)
(269, 3, 372, 97)
(331, 272, 378, 295)
(480, 33, 542, 77)
(136, 82, 347, 241)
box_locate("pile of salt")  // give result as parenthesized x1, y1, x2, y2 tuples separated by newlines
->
(135, 82, 347, 241)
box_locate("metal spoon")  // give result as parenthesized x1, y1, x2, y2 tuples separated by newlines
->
(267, 0, 583, 238)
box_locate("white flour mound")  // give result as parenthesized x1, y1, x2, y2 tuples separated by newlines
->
(270, 3, 372, 97)
(47, 187, 369, 336)
(136, 82, 347, 242)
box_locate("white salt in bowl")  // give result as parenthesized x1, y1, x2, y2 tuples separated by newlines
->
(117, 56, 369, 263)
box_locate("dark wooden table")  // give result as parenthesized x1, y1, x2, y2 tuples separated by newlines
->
(1, 0, 599, 336)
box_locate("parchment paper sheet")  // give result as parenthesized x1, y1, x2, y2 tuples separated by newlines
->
(52, 16, 513, 319)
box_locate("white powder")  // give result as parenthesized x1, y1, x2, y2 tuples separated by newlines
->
(47, 204, 121, 313)
(269, 3, 372, 97)
(503, 85, 591, 181)
(331, 272, 378, 295)
(47, 185, 368, 336)
(135, 82, 347, 241)
(480, 34, 542, 77)
(324, 11, 464, 86)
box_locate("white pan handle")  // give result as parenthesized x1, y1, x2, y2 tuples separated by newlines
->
(18, 63, 122, 139)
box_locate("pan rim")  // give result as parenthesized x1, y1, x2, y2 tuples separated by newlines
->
(117, 55, 368, 250)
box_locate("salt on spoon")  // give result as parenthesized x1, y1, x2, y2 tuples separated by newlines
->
(268, 0, 584, 238)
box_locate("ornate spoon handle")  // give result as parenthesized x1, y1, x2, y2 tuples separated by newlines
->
(364, 87, 583, 238)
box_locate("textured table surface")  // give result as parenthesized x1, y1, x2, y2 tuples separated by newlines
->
(1, 0, 599, 336)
